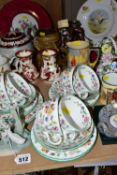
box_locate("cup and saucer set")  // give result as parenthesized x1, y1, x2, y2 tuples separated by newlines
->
(49, 64, 100, 107)
(0, 72, 44, 156)
(31, 94, 97, 162)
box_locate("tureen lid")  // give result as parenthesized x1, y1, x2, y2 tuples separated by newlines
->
(0, 31, 30, 48)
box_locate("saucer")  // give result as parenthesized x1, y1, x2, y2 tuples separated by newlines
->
(31, 126, 97, 162)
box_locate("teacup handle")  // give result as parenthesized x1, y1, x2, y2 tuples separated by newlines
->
(44, 132, 62, 146)
(78, 91, 88, 100)
(63, 130, 83, 142)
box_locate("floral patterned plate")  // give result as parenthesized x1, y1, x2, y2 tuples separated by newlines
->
(31, 126, 97, 162)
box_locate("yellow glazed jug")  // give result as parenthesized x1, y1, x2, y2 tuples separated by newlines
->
(66, 40, 89, 67)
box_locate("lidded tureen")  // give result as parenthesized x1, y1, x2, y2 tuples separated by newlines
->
(0, 31, 33, 58)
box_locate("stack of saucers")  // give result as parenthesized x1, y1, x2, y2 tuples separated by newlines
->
(49, 64, 100, 107)
(0, 72, 43, 123)
(31, 95, 97, 162)
(0, 72, 44, 156)
(98, 103, 117, 138)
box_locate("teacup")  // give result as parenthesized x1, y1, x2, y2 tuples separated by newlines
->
(5, 72, 32, 106)
(102, 72, 117, 90)
(59, 95, 92, 131)
(34, 98, 62, 145)
(73, 65, 89, 100)
(77, 64, 100, 93)
(49, 67, 75, 99)
(0, 73, 10, 105)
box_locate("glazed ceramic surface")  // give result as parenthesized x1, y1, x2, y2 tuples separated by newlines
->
(78, 64, 100, 93)
(0, 0, 52, 35)
(0, 129, 31, 156)
(102, 72, 117, 88)
(49, 67, 75, 99)
(40, 49, 61, 82)
(66, 40, 89, 67)
(77, 0, 115, 46)
(98, 103, 117, 137)
(0, 31, 33, 59)
(73, 65, 89, 100)
(34, 98, 63, 145)
(31, 126, 97, 162)
(12, 13, 39, 37)
(32, 120, 94, 151)
(59, 95, 92, 131)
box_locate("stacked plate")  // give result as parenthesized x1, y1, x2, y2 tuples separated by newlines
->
(31, 95, 97, 162)
(49, 64, 100, 106)
(98, 103, 117, 138)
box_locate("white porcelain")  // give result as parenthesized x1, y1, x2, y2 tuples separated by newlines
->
(31, 126, 97, 162)
(102, 72, 117, 88)
(49, 67, 75, 99)
(33, 103, 94, 150)
(77, 64, 100, 93)
(77, 0, 114, 46)
(59, 95, 92, 131)
(34, 98, 62, 145)
(73, 65, 89, 100)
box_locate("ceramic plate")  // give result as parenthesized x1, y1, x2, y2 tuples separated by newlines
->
(0, 0, 52, 35)
(31, 126, 97, 162)
(76, 0, 115, 46)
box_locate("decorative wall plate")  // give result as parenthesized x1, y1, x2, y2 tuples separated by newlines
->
(76, 0, 116, 46)
(0, 0, 52, 35)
